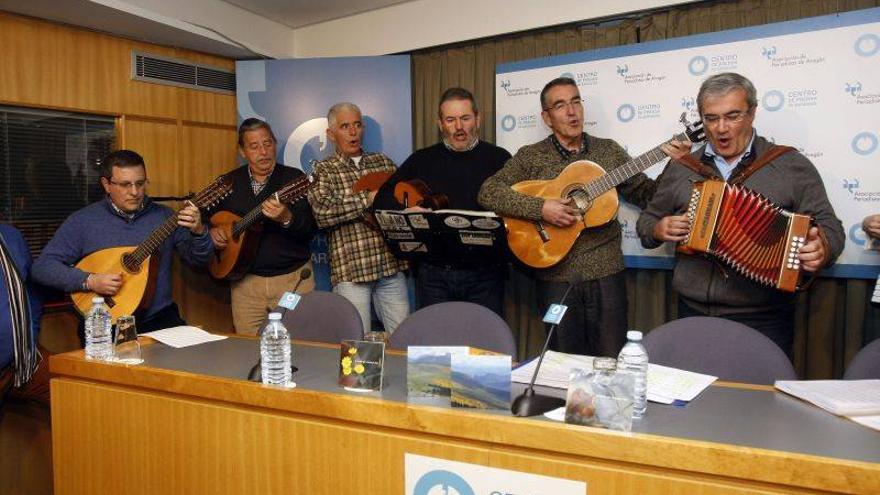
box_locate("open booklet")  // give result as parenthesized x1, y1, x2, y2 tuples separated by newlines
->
(775, 380, 880, 431)
(373, 209, 507, 263)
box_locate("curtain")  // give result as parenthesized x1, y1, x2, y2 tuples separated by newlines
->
(410, 0, 880, 378)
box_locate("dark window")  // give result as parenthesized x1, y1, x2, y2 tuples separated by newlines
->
(0, 106, 115, 258)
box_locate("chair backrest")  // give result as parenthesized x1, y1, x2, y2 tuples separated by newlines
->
(843, 338, 880, 380)
(387, 302, 517, 356)
(643, 316, 796, 385)
(279, 291, 364, 344)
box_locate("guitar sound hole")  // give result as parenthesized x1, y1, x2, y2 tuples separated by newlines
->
(566, 188, 592, 213)
(121, 254, 139, 274)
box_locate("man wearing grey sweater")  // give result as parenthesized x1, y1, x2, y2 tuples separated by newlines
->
(637, 72, 844, 356)
(479, 77, 665, 358)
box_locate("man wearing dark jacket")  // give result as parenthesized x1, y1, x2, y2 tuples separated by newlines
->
(637, 72, 844, 356)
(374, 88, 511, 315)
(209, 118, 317, 335)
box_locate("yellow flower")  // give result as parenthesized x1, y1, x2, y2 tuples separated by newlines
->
(348, 347, 357, 355)
(341, 356, 352, 367)
(354, 363, 365, 374)
(342, 367, 351, 376)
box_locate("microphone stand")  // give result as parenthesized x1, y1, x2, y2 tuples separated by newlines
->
(511, 280, 579, 417)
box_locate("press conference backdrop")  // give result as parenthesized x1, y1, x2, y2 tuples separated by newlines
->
(496, 8, 880, 279)
(236, 57, 413, 290)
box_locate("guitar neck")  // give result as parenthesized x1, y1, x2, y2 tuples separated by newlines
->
(231, 175, 313, 236)
(233, 206, 265, 237)
(584, 132, 685, 199)
(128, 214, 180, 268)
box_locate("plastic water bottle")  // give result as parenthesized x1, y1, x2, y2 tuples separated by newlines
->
(260, 312, 291, 385)
(84, 297, 113, 360)
(618, 330, 648, 418)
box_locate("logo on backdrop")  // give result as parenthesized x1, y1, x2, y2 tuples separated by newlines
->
(282, 117, 329, 170)
(762, 44, 825, 68)
(854, 33, 880, 57)
(616, 62, 667, 85)
(617, 103, 635, 123)
(852, 132, 879, 156)
(617, 102, 660, 123)
(688, 55, 708, 76)
(849, 222, 869, 246)
(500, 114, 538, 133)
(761, 90, 785, 111)
(844, 81, 880, 105)
(563, 70, 598, 86)
(412, 470, 475, 495)
(680, 96, 699, 121)
(687, 53, 738, 76)
(500, 114, 517, 132)
(842, 175, 880, 202)
(499, 78, 538, 97)
(843, 178, 861, 194)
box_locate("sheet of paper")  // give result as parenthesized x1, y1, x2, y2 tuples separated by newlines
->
(512, 351, 716, 403)
(848, 414, 880, 432)
(775, 380, 880, 416)
(648, 363, 717, 403)
(141, 326, 227, 348)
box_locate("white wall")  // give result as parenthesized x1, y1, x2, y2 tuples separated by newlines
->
(293, 0, 696, 57)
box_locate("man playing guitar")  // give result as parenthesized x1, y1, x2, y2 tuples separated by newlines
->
(32, 150, 213, 338)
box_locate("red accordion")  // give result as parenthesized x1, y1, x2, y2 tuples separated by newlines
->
(678, 180, 811, 293)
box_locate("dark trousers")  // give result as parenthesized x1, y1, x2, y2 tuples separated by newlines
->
(537, 271, 628, 358)
(77, 302, 186, 347)
(678, 300, 795, 358)
(416, 262, 505, 317)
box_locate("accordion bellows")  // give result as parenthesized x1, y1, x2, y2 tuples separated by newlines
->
(678, 180, 811, 293)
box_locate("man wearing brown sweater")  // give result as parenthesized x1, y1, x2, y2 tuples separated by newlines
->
(479, 77, 663, 357)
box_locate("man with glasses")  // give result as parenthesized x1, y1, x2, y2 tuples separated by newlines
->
(479, 77, 659, 358)
(637, 72, 844, 356)
(33, 150, 213, 336)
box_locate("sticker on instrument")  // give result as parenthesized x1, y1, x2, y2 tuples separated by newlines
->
(278, 292, 302, 311)
(408, 215, 430, 229)
(444, 215, 471, 229)
(459, 230, 493, 246)
(472, 217, 501, 230)
(387, 232, 415, 240)
(375, 211, 410, 231)
(398, 242, 428, 253)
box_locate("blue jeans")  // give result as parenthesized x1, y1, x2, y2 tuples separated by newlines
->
(333, 272, 410, 334)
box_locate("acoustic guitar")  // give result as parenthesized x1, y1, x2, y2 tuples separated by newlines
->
(503, 113, 705, 268)
(208, 173, 318, 281)
(71, 176, 233, 320)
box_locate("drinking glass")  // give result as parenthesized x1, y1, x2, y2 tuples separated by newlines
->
(114, 315, 144, 365)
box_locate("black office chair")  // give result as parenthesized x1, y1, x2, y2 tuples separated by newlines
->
(843, 338, 880, 380)
(279, 291, 364, 344)
(387, 302, 517, 356)
(643, 316, 797, 385)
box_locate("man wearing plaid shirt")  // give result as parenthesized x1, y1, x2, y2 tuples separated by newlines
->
(308, 102, 409, 334)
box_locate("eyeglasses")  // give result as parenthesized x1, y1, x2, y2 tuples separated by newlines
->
(702, 110, 750, 126)
(544, 98, 583, 113)
(107, 179, 149, 190)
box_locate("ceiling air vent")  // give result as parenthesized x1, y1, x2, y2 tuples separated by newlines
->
(131, 51, 235, 94)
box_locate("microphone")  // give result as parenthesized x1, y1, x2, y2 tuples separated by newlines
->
(511, 274, 582, 417)
(291, 268, 312, 294)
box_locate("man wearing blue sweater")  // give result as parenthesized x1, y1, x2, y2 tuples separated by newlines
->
(32, 150, 213, 337)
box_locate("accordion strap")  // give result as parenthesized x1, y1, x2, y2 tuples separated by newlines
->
(673, 145, 797, 183)
(730, 145, 796, 185)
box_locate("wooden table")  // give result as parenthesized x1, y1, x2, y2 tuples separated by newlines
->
(49, 337, 880, 494)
